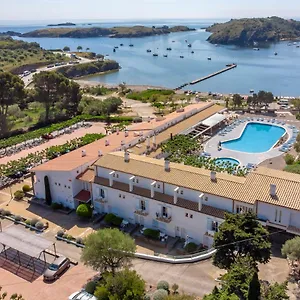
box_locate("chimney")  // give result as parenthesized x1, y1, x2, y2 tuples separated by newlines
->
(124, 151, 130, 162)
(105, 139, 110, 146)
(109, 171, 115, 186)
(82, 149, 86, 157)
(198, 193, 204, 211)
(98, 150, 103, 157)
(164, 160, 170, 172)
(270, 184, 276, 197)
(150, 181, 156, 198)
(129, 176, 135, 192)
(210, 171, 216, 181)
(174, 187, 179, 204)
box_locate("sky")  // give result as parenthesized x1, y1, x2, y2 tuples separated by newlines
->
(0, 0, 299, 22)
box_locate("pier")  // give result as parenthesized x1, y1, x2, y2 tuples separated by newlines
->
(175, 64, 237, 90)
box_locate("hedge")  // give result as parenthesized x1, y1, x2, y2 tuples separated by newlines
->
(104, 213, 123, 227)
(184, 242, 198, 253)
(143, 228, 160, 240)
(14, 190, 25, 200)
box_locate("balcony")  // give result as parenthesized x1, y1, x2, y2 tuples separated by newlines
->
(156, 214, 172, 223)
(94, 197, 108, 204)
(134, 209, 149, 216)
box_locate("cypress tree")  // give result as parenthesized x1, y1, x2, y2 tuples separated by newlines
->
(248, 272, 261, 300)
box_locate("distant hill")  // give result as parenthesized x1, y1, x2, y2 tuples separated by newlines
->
(47, 22, 76, 27)
(206, 16, 300, 46)
(22, 25, 195, 38)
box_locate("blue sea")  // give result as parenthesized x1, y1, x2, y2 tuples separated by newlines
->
(1, 19, 300, 96)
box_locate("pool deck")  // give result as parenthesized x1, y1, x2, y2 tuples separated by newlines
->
(204, 118, 296, 166)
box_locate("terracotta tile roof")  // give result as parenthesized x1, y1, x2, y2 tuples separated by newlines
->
(74, 190, 91, 203)
(94, 151, 246, 201)
(32, 102, 210, 172)
(94, 152, 300, 211)
(77, 168, 95, 182)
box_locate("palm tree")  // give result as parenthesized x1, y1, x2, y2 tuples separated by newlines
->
(77, 46, 83, 52)
(86, 47, 90, 51)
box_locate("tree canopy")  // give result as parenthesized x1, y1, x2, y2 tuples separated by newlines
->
(281, 236, 300, 261)
(81, 228, 136, 275)
(0, 72, 25, 136)
(94, 269, 145, 300)
(232, 94, 243, 108)
(213, 212, 271, 270)
(63, 46, 70, 52)
(0, 286, 24, 300)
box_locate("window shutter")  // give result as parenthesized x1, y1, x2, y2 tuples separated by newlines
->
(207, 218, 212, 230)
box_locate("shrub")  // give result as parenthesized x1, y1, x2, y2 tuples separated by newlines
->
(0, 208, 4, 215)
(57, 229, 64, 237)
(76, 237, 84, 245)
(25, 219, 31, 226)
(153, 289, 168, 300)
(51, 202, 63, 210)
(144, 295, 151, 300)
(172, 283, 179, 294)
(104, 213, 116, 224)
(143, 228, 160, 240)
(22, 184, 31, 192)
(184, 242, 198, 253)
(157, 280, 170, 292)
(76, 203, 93, 218)
(35, 221, 44, 230)
(85, 281, 97, 294)
(2, 210, 11, 216)
(112, 216, 123, 227)
(14, 190, 25, 200)
(30, 218, 39, 227)
(285, 154, 295, 165)
(66, 234, 74, 240)
(14, 215, 22, 222)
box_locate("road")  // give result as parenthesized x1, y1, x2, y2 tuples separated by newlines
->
(21, 53, 95, 87)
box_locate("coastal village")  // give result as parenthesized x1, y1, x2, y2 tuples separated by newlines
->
(1, 10, 300, 300)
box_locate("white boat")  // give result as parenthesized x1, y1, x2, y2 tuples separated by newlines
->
(253, 48, 260, 51)
(207, 57, 212, 60)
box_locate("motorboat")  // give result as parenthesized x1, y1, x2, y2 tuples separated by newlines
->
(129, 44, 134, 47)
(163, 54, 168, 57)
(113, 48, 116, 53)
(180, 55, 184, 58)
(250, 89, 254, 93)
(207, 57, 212, 60)
(191, 51, 194, 54)
(166, 47, 172, 51)
(147, 49, 152, 52)
(120, 43, 124, 46)
(153, 53, 158, 57)
(114, 46, 119, 49)
(274, 52, 278, 56)
(187, 43, 192, 48)
(253, 48, 260, 51)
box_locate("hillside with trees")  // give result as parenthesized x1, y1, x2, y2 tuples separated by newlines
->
(21, 25, 194, 38)
(206, 16, 300, 46)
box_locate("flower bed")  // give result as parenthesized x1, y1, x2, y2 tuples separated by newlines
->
(56, 229, 85, 247)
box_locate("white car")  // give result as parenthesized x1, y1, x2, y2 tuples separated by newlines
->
(69, 290, 97, 300)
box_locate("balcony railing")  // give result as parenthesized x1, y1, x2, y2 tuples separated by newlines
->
(134, 209, 149, 216)
(94, 198, 108, 204)
(156, 215, 172, 223)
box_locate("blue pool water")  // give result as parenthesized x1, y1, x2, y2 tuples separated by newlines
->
(215, 158, 239, 166)
(222, 123, 286, 153)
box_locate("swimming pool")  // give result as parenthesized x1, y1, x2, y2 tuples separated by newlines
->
(222, 123, 286, 153)
(215, 157, 240, 166)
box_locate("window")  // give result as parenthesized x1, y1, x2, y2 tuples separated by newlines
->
(158, 184, 160, 188)
(122, 195, 125, 199)
(185, 213, 189, 218)
(100, 188, 105, 198)
(279, 210, 282, 223)
(162, 206, 168, 217)
(77, 170, 79, 174)
(136, 179, 139, 183)
(55, 182, 57, 185)
(190, 214, 193, 219)
(116, 174, 119, 178)
(212, 221, 219, 232)
(204, 197, 208, 201)
(64, 185, 66, 188)
(236, 205, 253, 214)
(180, 190, 183, 195)
(140, 200, 146, 211)
(275, 209, 278, 222)
(58, 183, 61, 186)
(68, 186, 70, 189)
(119, 194, 122, 198)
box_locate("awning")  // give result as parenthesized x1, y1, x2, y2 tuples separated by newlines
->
(0, 226, 53, 258)
(74, 190, 91, 203)
(202, 113, 226, 127)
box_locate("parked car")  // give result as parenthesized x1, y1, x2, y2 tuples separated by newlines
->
(30, 69, 37, 73)
(43, 256, 70, 281)
(69, 290, 97, 300)
(47, 64, 54, 68)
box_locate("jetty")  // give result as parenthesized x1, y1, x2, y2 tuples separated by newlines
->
(190, 64, 237, 85)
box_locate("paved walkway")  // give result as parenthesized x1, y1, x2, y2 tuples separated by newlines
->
(0, 123, 106, 165)
(205, 118, 296, 166)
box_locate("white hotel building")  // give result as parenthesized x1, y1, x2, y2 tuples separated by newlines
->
(33, 148, 300, 248)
